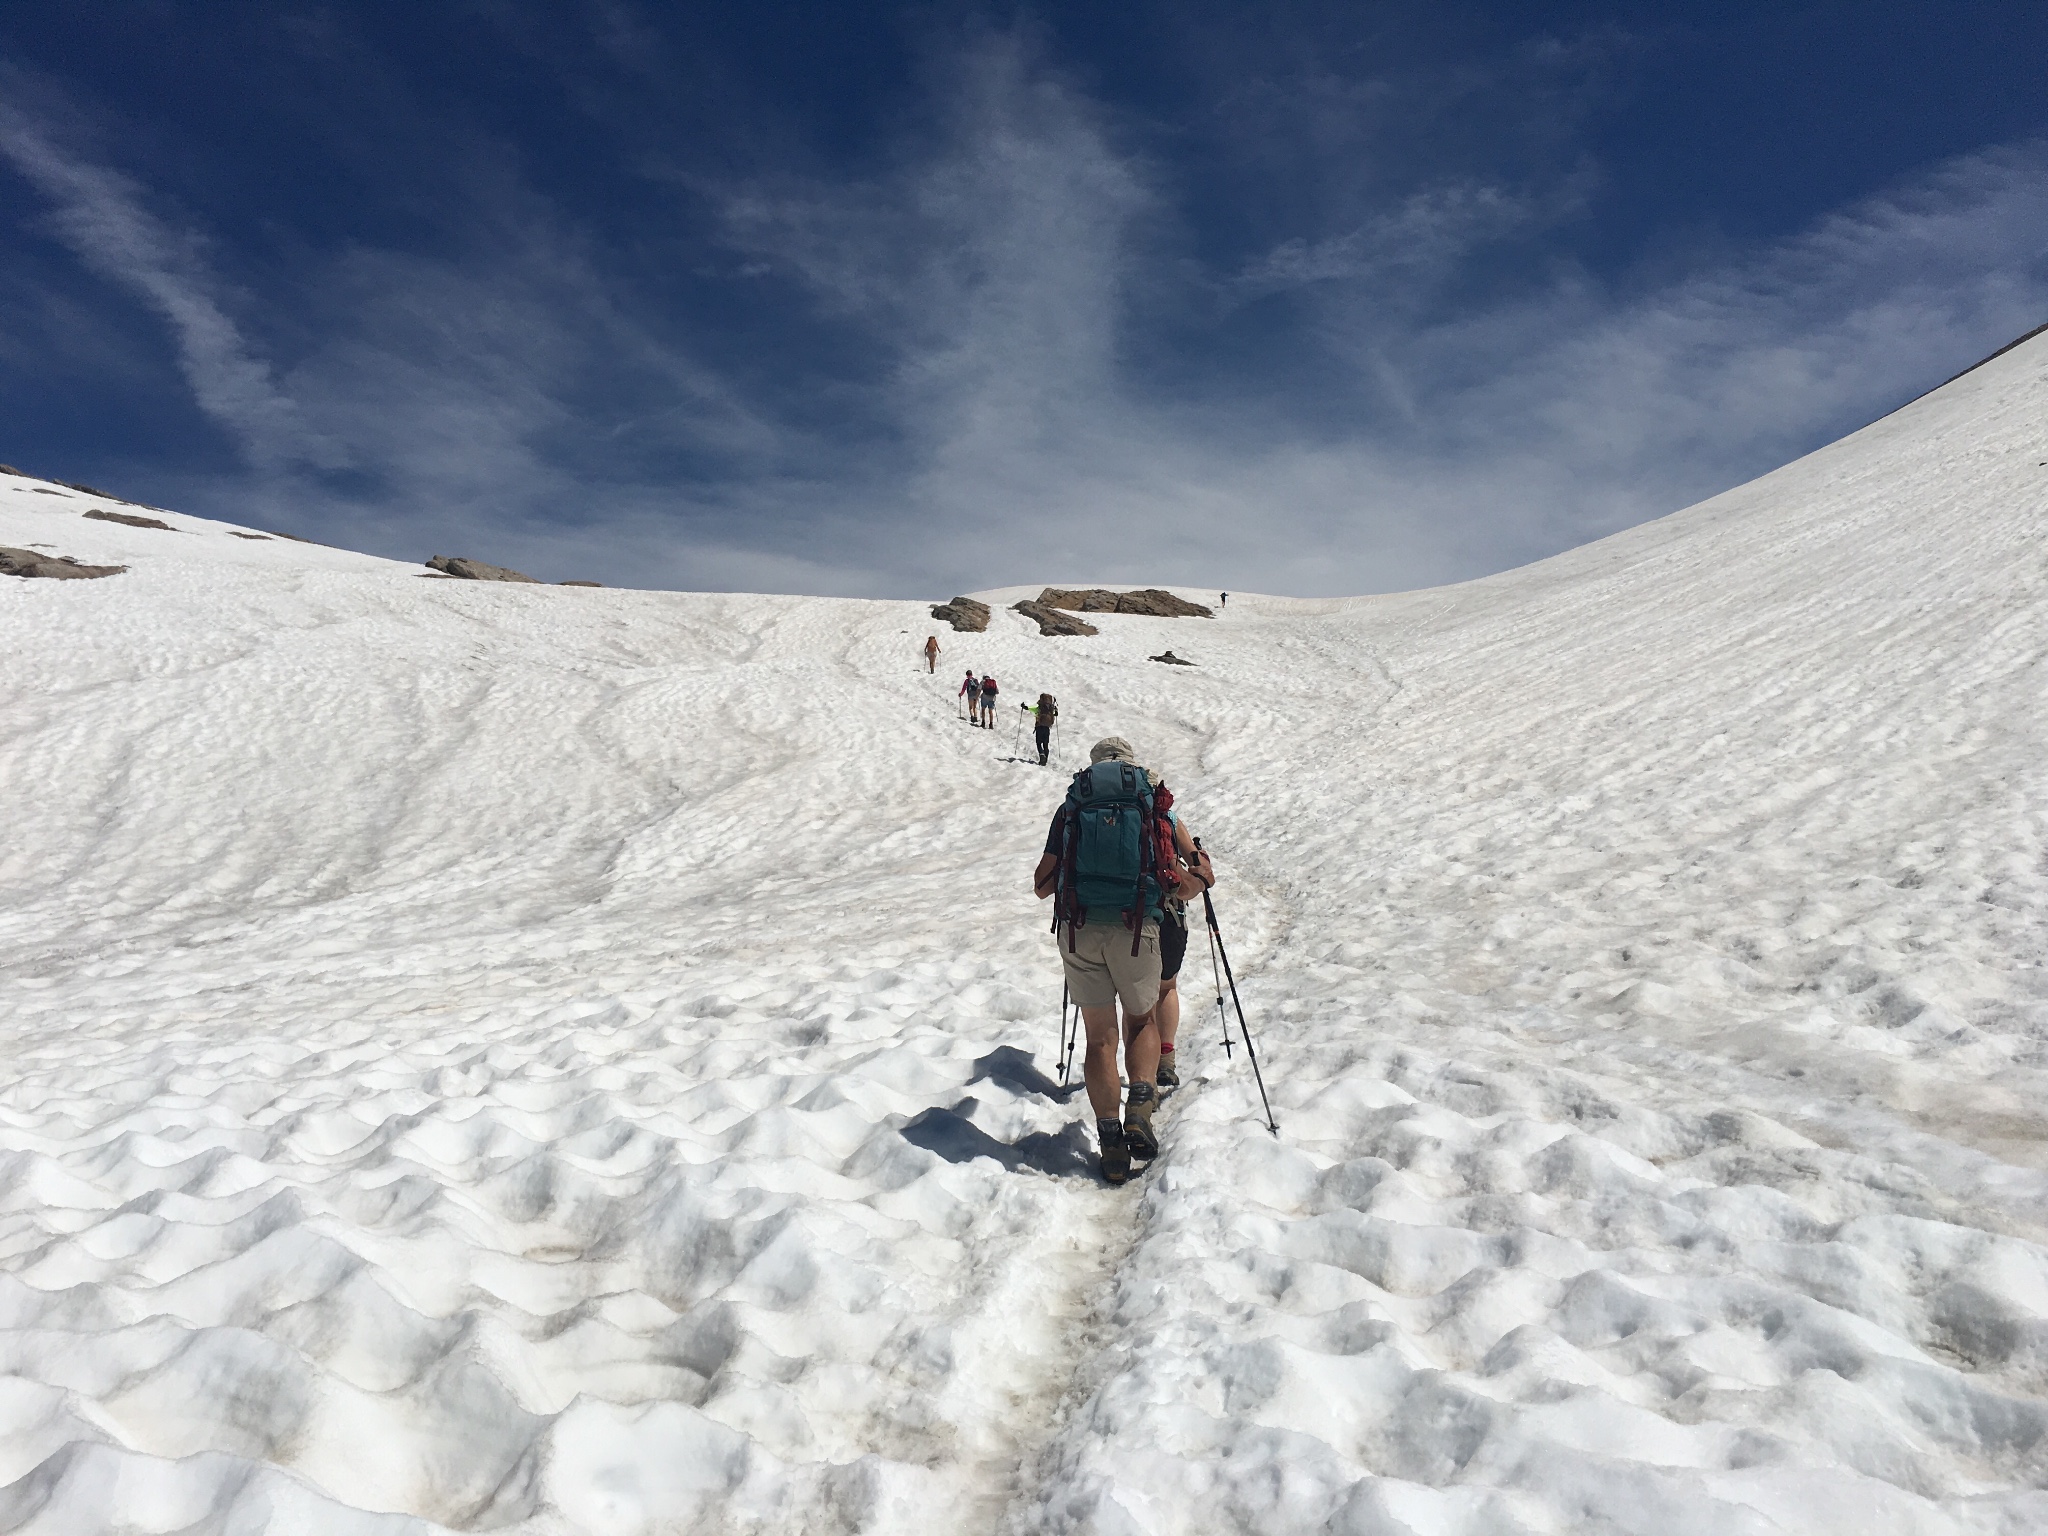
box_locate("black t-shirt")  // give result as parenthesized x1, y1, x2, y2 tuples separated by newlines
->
(1043, 809, 1065, 858)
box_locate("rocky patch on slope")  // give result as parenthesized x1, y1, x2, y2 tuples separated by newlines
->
(426, 556, 539, 582)
(1038, 587, 1213, 617)
(0, 547, 127, 579)
(1012, 599, 1100, 636)
(930, 596, 991, 631)
(84, 509, 175, 531)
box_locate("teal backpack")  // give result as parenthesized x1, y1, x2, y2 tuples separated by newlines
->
(1052, 761, 1178, 951)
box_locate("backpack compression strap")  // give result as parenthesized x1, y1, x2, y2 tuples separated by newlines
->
(1052, 803, 1082, 951)
(1125, 776, 1159, 956)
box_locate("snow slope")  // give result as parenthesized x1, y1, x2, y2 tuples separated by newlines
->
(1, 332, 2045, 1535)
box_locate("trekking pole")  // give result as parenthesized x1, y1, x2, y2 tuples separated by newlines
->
(1057, 982, 1077, 1085)
(1013, 706, 1025, 757)
(1199, 885, 1278, 1136)
(1205, 922, 1235, 1059)
(1194, 837, 1233, 1059)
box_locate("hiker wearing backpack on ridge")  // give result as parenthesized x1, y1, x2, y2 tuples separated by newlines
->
(1026, 693, 1058, 765)
(1033, 738, 1213, 1184)
(979, 673, 999, 728)
(959, 670, 979, 720)
(925, 634, 941, 673)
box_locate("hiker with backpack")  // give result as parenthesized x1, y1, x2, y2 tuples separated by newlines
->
(1152, 805, 1209, 1087)
(1026, 693, 1058, 764)
(959, 670, 979, 720)
(1033, 737, 1214, 1184)
(979, 674, 999, 727)
(925, 635, 941, 673)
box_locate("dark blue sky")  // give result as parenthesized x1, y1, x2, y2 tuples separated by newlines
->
(3, 2, 2045, 594)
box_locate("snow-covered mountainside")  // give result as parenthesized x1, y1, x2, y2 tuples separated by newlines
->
(2, 332, 2045, 1535)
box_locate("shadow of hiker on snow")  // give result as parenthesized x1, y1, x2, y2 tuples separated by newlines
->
(899, 1046, 1096, 1178)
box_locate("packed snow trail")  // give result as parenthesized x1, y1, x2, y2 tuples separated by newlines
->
(0, 331, 2045, 1534)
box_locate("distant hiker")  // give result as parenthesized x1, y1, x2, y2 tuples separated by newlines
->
(925, 634, 940, 673)
(1152, 805, 1213, 1088)
(1033, 737, 1209, 1184)
(960, 669, 979, 719)
(1026, 692, 1058, 765)
(979, 673, 999, 727)
(1220, 592, 1228, 609)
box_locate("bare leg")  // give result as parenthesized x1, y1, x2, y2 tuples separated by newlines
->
(1122, 1005, 1160, 1086)
(1156, 976, 1180, 1051)
(1081, 1006, 1124, 1119)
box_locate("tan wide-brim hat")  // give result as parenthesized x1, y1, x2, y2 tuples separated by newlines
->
(1089, 736, 1136, 764)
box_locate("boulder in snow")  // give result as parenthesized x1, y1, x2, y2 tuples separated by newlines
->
(1012, 599, 1099, 636)
(84, 509, 175, 531)
(1038, 587, 1213, 617)
(930, 596, 991, 632)
(426, 555, 540, 583)
(0, 547, 127, 580)
(1149, 650, 1195, 665)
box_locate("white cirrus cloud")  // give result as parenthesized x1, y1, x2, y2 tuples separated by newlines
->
(0, 105, 343, 475)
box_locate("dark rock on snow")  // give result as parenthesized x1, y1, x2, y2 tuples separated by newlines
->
(1012, 599, 1100, 637)
(1038, 587, 1213, 618)
(426, 555, 540, 583)
(559, 579, 604, 587)
(84, 508, 175, 531)
(930, 596, 991, 632)
(230, 532, 271, 540)
(1149, 650, 1195, 665)
(0, 547, 127, 580)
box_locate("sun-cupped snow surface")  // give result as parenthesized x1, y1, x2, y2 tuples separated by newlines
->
(3, 337, 2047, 1535)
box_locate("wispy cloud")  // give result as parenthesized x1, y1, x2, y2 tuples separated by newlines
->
(0, 105, 340, 475)
(710, 43, 2048, 594)
(3, 30, 2046, 598)
(1233, 174, 1585, 297)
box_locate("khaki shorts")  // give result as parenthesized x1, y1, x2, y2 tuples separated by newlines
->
(1059, 920, 1162, 1015)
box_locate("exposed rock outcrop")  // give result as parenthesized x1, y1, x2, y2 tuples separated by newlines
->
(1149, 650, 1195, 665)
(1012, 599, 1099, 637)
(0, 547, 127, 580)
(84, 509, 174, 531)
(427, 556, 540, 583)
(930, 596, 991, 632)
(559, 580, 603, 587)
(1038, 587, 1213, 618)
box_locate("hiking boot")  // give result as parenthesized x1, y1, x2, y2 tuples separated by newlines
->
(1155, 1053, 1180, 1089)
(1124, 1082, 1159, 1161)
(1098, 1118, 1131, 1185)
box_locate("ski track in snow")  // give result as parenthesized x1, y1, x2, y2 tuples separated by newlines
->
(2, 336, 2047, 1534)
